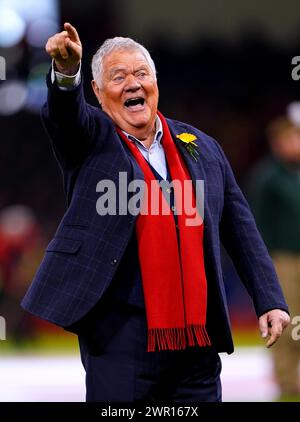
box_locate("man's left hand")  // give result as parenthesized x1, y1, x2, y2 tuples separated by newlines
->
(258, 309, 290, 348)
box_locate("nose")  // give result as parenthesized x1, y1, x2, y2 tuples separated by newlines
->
(124, 74, 141, 92)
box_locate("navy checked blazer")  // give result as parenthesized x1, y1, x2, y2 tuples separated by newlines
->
(21, 71, 288, 353)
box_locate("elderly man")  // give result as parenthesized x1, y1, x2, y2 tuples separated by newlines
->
(22, 23, 289, 402)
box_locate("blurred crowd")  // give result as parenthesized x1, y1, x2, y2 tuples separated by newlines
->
(247, 103, 300, 399)
(0, 205, 46, 343)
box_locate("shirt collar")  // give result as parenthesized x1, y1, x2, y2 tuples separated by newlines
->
(122, 115, 163, 147)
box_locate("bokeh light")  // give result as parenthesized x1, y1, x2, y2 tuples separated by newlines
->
(25, 63, 49, 113)
(0, 7, 26, 47)
(26, 18, 59, 48)
(287, 102, 300, 127)
(0, 80, 27, 115)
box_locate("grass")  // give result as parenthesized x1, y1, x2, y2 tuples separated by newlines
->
(276, 395, 300, 402)
(0, 327, 263, 356)
(232, 327, 263, 347)
(0, 331, 78, 356)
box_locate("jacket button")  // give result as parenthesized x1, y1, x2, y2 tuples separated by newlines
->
(111, 258, 118, 265)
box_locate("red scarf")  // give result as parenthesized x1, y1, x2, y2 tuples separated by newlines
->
(117, 111, 210, 352)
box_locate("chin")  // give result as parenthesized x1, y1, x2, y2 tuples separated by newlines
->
(128, 116, 151, 129)
(132, 120, 150, 129)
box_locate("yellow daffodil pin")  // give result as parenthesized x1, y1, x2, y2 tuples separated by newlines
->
(176, 133, 199, 161)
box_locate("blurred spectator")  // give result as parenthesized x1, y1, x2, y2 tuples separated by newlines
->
(0, 205, 45, 343)
(247, 104, 300, 399)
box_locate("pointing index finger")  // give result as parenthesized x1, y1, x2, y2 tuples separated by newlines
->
(64, 22, 80, 42)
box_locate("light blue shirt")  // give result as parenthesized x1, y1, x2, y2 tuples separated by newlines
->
(122, 116, 166, 180)
(52, 62, 167, 180)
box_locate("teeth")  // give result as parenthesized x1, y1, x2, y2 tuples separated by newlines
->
(125, 98, 144, 107)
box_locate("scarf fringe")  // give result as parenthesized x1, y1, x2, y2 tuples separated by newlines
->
(148, 325, 211, 352)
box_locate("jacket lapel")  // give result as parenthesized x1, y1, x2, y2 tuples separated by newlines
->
(167, 119, 211, 225)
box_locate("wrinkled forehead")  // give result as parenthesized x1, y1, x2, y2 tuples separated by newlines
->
(102, 48, 152, 73)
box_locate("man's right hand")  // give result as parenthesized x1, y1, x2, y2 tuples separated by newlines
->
(45, 22, 82, 75)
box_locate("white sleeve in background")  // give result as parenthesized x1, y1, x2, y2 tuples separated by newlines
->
(50, 60, 81, 91)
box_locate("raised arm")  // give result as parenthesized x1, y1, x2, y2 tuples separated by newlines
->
(42, 23, 99, 169)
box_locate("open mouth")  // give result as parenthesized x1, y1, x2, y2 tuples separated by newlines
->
(124, 97, 145, 111)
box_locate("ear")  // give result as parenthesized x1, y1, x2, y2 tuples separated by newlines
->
(91, 80, 102, 106)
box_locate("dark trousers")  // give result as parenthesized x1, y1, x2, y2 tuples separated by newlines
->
(78, 301, 222, 402)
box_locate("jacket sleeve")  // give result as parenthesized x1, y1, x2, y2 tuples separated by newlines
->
(214, 141, 289, 317)
(41, 68, 101, 170)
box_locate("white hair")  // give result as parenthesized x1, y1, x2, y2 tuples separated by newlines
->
(91, 37, 157, 87)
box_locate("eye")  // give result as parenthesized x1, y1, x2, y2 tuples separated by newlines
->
(112, 75, 125, 83)
(137, 71, 147, 79)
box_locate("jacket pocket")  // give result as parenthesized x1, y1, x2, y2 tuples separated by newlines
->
(46, 237, 82, 254)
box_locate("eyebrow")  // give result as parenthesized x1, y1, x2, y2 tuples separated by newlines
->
(109, 64, 150, 79)
(109, 67, 127, 78)
(135, 65, 149, 72)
